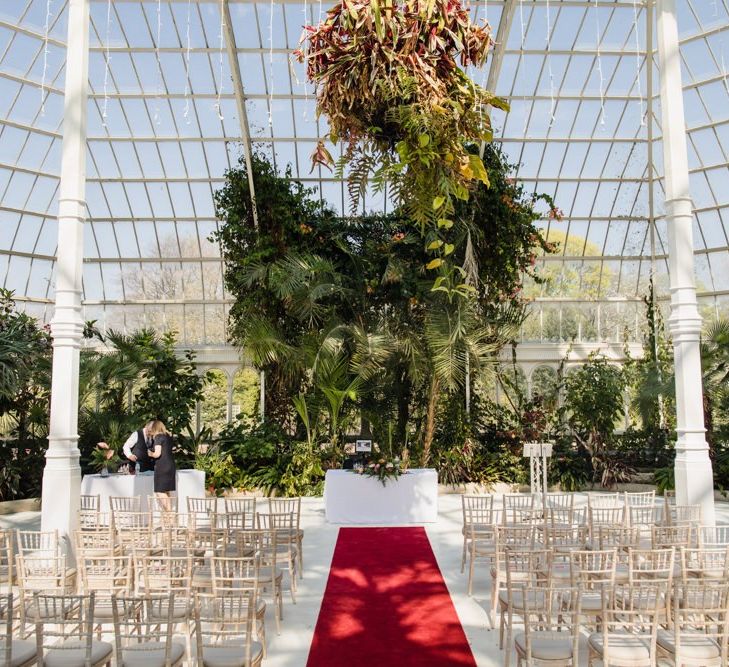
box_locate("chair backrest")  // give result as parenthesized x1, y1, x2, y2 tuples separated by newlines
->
(465, 505, 496, 531)
(495, 525, 536, 552)
(187, 496, 218, 519)
(628, 505, 662, 528)
(112, 594, 177, 662)
(544, 525, 588, 550)
(112, 510, 150, 533)
(268, 497, 301, 527)
(570, 549, 617, 588)
(652, 525, 694, 551)
(17, 554, 69, 593)
(211, 555, 259, 597)
(588, 506, 626, 530)
(461, 495, 494, 524)
(628, 547, 675, 583)
(544, 493, 575, 511)
(16, 530, 58, 557)
(669, 580, 729, 663)
(138, 554, 192, 595)
(504, 549, 551, 589)
(668, 504, 701, 527)
(502, 494, 535, 523)
(75, 527, 117, 557)
(699, 526, 729, 548)
(680, 547, 729, 581)
(80, 494, 100, 512)
(34, 593, 96, 658)
(0, 529, 14, 588)
(225, 511, 255, 533)
(597, 582, 668, 663)
(194, 592, 256, 666)
(519, 587, 581, 664)
(225, 496, 256, 514)
(588, 493, 623, 509)
(79, 555, 133, 597)
(109, 496, 141, 513)
(624, 490, 656, 507)
(544, 507, 581, 528)
(593, 525, 640, 550)
(256, 511, 295, 533)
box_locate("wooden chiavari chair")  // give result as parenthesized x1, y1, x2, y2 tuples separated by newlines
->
(569, 549, 617, 629)
(461, 495, 494, 573)
(194, 591, 263, 667)
(502, 494, 536, 526)
(0, 592, 36, 667)
(257, 512, 297, 601)
(489, 525, 536, 628)
(679, 546, 729, 582)
(268, 497, 304, 577)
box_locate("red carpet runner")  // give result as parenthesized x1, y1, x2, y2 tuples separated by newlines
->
(306, 527, 477, 666)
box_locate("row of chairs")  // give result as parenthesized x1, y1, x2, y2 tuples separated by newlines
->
(505, 580, 729, 667)
(1, 590, 264, 667)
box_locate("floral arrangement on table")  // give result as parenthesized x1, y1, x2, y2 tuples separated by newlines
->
(295, 0, 508, 299)
(355, 456, 403, 487)
(90, 441, 122, 474)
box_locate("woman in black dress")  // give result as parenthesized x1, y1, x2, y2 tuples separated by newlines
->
(147, 420, 176, 511)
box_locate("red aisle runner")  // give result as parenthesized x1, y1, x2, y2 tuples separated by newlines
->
(306, 527, 477, 667)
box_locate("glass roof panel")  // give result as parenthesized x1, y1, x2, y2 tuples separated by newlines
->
(1, 0, 729, 344)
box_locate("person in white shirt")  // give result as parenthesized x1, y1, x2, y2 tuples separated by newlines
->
(121, 422, 156, 473)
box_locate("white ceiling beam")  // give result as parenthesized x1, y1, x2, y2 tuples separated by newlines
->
(480, 0, 517, 158)
(221, 0, 259, 229)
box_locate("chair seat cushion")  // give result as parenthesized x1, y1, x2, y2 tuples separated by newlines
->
(121, 640, 185, 667)
(498, 589, 539, 609)
(201, 640, 263, 667)
(588, 631, 651, 661)
(44, 639, 113, 667)
(656, 629, 721, 660)
(514, 632, 573, 661)
(9, 639, 37, 667)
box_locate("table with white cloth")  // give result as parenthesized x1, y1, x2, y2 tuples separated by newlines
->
(80, 469, 206, 516)
(324, 468, 438, 524)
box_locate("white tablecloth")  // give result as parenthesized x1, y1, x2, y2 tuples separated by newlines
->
(324, 468, 438, 524)
(80, 469, 206, 515)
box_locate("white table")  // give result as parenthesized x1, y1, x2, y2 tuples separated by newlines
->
(324, 468, 438, 524)
(80, 469, 206, 515)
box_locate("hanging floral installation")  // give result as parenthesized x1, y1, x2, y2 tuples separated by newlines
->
(295, 0, 508, 298)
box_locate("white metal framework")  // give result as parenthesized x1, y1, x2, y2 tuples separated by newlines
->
(1, 0, 728, 347)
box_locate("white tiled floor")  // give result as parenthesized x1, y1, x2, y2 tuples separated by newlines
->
(5, 494, 729, 667)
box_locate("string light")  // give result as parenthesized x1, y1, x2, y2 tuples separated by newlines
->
(101, 0, 112, 126)
(153, 0, 162, 126)
(593, 0, 606, 126)
(40, 0, 53, 116)
(545, 0, 556, 127)
(214, 0, 225, 121)
(632, 0, 645, 126)
(182, 0, 192, 124)
(268, 0, 274, 127)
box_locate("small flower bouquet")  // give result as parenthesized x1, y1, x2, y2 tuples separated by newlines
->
(354, 456, 403, 487)
(91, 441, 121, 474)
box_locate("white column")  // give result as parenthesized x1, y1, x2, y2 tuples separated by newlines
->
(656, 0, 715, 525)
(41, 0, 90, 548)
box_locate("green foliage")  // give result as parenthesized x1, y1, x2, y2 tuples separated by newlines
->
(298, 0, 505, 294)
(194, 446, 240, 496)
(213, 149, 551, 475)
(654, 465, 675, 494)
(133, 332, 207, 435)
(563, 354, 629, 487)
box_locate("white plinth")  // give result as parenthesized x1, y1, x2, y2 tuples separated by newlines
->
(324, 468, 438, 524)
(80, 469, 206, 515)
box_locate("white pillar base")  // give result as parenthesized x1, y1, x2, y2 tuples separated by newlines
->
(674, 447, 715, 526)
(40, 443, 81, 559)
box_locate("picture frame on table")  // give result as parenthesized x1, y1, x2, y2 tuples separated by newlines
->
(355, 439, 372, 453)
